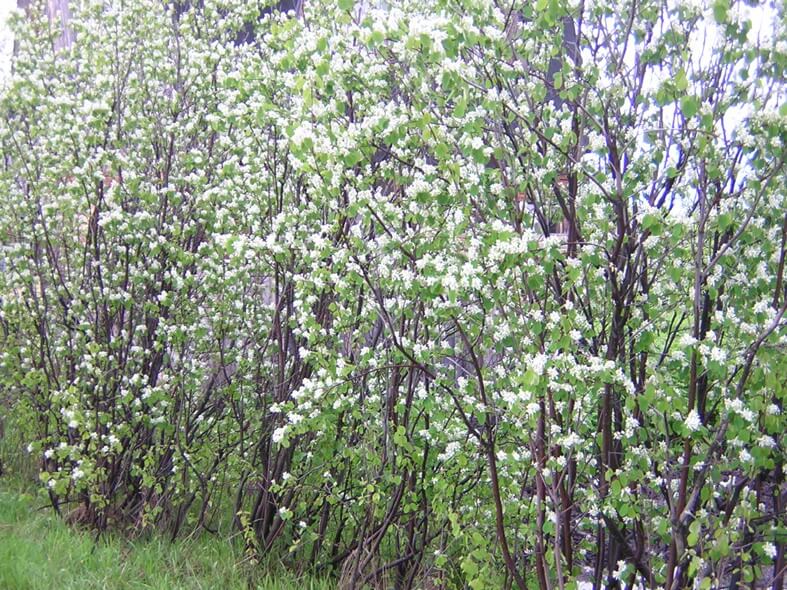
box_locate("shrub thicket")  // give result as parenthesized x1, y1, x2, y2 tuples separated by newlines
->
(0, 0, 785, 588)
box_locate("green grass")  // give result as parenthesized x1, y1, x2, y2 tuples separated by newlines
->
(0, 478, 333, 590)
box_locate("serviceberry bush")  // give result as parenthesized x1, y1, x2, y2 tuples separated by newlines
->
(0, 0, 785, 588)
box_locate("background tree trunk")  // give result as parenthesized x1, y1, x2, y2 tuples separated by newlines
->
(17, 0, 74, 51)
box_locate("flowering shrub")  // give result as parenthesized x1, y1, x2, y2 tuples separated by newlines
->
(0, 0, 785, 588)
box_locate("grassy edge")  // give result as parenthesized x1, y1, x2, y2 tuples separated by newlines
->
(0, 477, 332, 590)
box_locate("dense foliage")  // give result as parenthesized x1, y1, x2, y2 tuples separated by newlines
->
(0, 0, 785, 588)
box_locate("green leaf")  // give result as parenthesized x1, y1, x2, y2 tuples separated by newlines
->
(688, 520, 701, 546)
(610, 479, 621, 496)
(635, 330, 655, 353)
(680, 96, 700, 118)
(462, 557, 479, 579)
(686, 533, 699, 547)
(338, 0, 354, 10)
(344, 150, 363, 167)
(655, 86, 670, 106)
(712, 0, 729, 23)
(453, 94, 467, 118)
(718, 212, 733, 231)
(642, 213, 662, 233)
(675, 69, 688, 92)
(523, 369, 540, 388)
